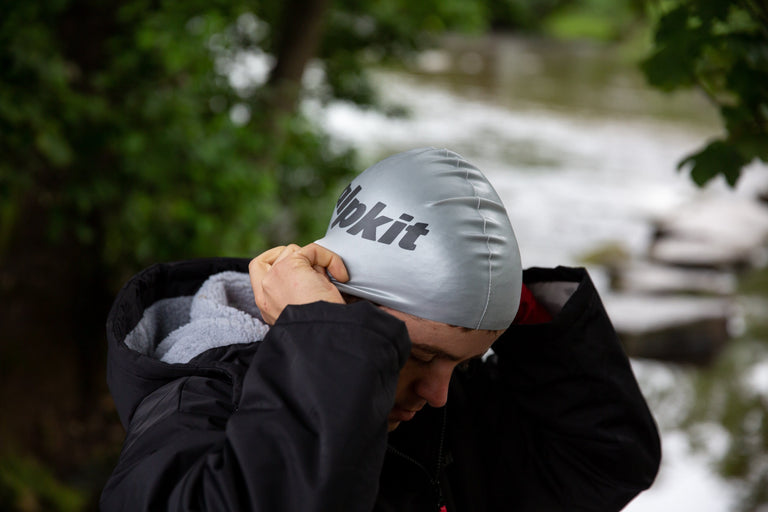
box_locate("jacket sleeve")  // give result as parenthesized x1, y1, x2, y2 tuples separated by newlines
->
(464, 267, 661, 511)
(100, 301, 410, 512)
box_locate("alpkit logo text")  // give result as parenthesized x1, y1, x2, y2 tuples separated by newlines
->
(330, 185, 430, 250)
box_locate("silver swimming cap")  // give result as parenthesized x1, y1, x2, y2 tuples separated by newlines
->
(315, 147, 521, 330)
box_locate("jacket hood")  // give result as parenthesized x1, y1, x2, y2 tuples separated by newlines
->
(106, 258, 251, 428)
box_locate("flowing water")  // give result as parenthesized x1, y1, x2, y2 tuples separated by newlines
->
(308, 34, 768, 511)
(315, 37, 767, 269)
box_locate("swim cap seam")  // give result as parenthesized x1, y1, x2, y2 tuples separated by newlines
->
(459, 161, 493, 330)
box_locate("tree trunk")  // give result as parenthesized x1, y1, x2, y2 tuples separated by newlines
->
(0, 0, 121, 469)
(267, 0, 333, 115)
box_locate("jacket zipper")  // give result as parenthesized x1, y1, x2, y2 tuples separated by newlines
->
(386, 406, 448, 511)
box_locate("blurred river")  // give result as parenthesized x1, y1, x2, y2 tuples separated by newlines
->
(307, 35, 768, 511)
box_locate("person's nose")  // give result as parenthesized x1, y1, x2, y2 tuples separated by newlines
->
(414, 364, 453, 408)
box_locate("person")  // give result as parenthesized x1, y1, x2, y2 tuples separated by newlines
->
(100, 147, 661, 511)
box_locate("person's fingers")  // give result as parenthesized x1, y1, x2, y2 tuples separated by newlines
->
(248, 243, 348, 324)
(300, 243, 349, 282)
(249, 247, 284, 281)
(273, 244, 301, 265)
(249, 246, 286, 312)
(256, 246, 287, 265)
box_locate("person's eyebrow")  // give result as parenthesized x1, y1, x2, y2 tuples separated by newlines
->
(410, 343, 465, 362)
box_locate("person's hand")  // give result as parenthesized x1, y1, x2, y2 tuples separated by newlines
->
(249, 243, 349, 325)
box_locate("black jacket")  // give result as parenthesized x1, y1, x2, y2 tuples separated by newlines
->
(101, 258, 660, 511)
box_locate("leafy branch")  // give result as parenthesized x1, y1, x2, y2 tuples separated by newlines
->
(642, 0, 768, 186)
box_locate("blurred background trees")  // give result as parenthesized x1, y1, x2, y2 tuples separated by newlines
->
(0, 0, 765, 509)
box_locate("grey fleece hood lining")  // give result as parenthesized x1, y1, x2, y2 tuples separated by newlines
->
(124, 271, 268, 364)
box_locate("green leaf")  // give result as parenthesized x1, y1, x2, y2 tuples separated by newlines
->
(732, 133, 768, 162)
(654, 5, 690, 46)
(641, 43, 699, 90)
(678, 139, 747, 187)
(34, 130, 73, 167)
(696, 0, 732, 25)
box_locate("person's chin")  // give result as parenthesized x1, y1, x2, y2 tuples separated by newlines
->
(388, 405, 419, 430)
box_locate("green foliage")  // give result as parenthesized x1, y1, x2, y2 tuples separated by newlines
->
(477, 0, 579, 33)
(680, 139, 747, 186)
(0, 0, 499, 284)
(0, 455, 86, 512)
(543, 0, 644, 41)
(642, 0, 768, 186)
(0, 2, 351, 288)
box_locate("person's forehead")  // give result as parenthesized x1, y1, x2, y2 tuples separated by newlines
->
(388, 308, 501, 360)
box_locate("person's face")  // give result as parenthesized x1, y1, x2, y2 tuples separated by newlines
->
(381, 306, 504, 431)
